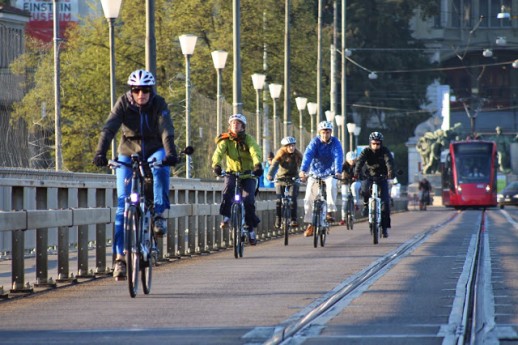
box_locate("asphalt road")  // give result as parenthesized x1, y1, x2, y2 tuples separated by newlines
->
(0, 207, 517, 345)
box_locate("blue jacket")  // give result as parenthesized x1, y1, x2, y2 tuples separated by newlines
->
(300, 136, 343, 177)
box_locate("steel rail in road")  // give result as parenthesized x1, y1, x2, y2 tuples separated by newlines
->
(263, 211, 461, 345)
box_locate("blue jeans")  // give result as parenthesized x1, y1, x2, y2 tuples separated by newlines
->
(114, 149, 170, 256)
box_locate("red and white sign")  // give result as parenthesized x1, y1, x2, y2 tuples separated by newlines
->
(15, 0, 79, 42)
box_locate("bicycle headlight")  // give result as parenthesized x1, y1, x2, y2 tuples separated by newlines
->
(130, 193, 139, 203)
(234, 194, 241, 202)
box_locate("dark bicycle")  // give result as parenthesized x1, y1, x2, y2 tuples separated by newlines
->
(340, 180, 355, 230)
(109, 147, 193, 297)
(309, 175, 331, 248)
(221, 170, 255, 258)
(109, 155, 160, 297)
(367, 174, 386, 245)
(275, 177, 299, 246)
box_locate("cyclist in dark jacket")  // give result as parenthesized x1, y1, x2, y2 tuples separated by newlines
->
(93, 69, 178, 278)
(354, 131, 394, 237)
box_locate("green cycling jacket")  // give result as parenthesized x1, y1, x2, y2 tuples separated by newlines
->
(212, 133, 262, 176)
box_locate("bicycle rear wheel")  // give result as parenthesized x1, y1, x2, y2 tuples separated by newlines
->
(231, 203, 242, 259)
(282, 203, 290, 246)
(141, 231, 154, 295)
(125, 206, 140, 298)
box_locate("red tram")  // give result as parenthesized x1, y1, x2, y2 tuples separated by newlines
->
(441, 140, 497, 208)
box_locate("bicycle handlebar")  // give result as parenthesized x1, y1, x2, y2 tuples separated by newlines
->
(220, 170, 255, 178)
(274, 177, 300, 184)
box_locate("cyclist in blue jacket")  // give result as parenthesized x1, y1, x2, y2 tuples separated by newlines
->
(299, 121, 344, 237)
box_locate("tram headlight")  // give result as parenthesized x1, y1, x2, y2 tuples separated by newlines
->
(457, 185, 462, 194)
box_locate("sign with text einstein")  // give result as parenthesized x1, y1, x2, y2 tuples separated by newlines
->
(15, 0, 79, 42)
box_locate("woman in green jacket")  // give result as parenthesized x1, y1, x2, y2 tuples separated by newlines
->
(212, 114, 263, 245)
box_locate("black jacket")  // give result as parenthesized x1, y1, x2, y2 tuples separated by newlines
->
(354, 146, 394, 179)
(95, 91, 176, 159)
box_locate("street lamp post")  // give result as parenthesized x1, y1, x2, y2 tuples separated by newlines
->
(325, 110, 335, 128)
(335, 115, 343, 144)
(251, 73, 266, 140)
(269, 83, 282, 150)
(307, 102, 318, 137)
(53, 0, 62, 171)
(354, 126, 361, 149)
(295, 97, 307, 148)
(179, 34, 197, 179)
(346, 122, 356, 152)
(100, 0, 122, 163)
(211, 50, 228, 136)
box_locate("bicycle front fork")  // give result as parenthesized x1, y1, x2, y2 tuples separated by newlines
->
(368, 197, 381, 224)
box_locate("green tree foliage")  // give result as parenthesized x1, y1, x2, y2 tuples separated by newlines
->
(10, 0, 437, 181)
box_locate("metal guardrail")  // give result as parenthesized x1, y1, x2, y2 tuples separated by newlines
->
(0, 168, 281, 295)
(0, 168, 408, 297)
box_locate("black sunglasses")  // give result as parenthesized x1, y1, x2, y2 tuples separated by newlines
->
(131, 87, 151, 94)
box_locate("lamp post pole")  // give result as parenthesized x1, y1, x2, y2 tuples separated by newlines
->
(295, 97, 307, 148)
(145, 0, 156, 77)
(284, 0, 291, 138)
(233, 0, 242, 114)
(53, 0, 62, 171)
(347, 122, 356, 152)
(211, 50, 228, 136)
(252, 73, 266, 140)
(335, 115, 343, 144)
(179, 34, 197, 179)
(269, 83, 282, 150)
(354, 126, 361, 149)
(307, 102, 317, 138)
(101, 0, 122, 164)
(317, 0, 323, 121)
(341, 0, 347, 153)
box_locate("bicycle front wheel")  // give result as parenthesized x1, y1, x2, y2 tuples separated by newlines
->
(370, 201, 379, 245)
(347, 198, 355, 230)
(125, 205, 140, 298)
(141, 232, 154, 295)
(282, 202, 290, 246)
(320, 226, 327, 247)
(230, 203, 242, 259)
(312, 201, 320, 248)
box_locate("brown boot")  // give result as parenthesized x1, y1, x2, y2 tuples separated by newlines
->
(304, 224, 314, 237)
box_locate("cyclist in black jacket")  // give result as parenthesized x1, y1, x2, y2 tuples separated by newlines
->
(354, 131, 394, 237)
(93, 69, 178, 278)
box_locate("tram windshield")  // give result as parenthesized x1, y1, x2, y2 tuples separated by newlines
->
(453, 142, 493, 183)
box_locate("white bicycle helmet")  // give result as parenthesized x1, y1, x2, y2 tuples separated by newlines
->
(317, 121, 333, 131)
(346, 151, 357, 161)
(127, 69, 156, 86)
(228, 113, 247, 126)
(281, 136, 296, 146)
(369, 131, 384, 142)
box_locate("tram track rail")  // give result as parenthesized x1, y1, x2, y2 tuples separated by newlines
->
(263, 211, 462, 345)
